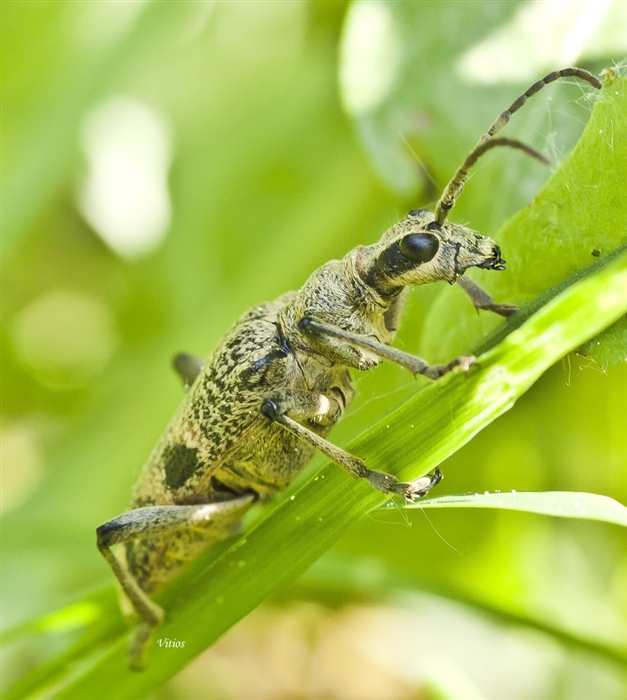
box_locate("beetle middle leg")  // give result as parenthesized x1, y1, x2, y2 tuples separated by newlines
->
(261, 390, 441, 501)
(97, 496, 255, 669)
(456, 276, 518, 317)
(172, 352, 204, 388)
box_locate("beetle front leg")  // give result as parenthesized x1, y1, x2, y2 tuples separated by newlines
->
(299, 318, 475, 380)
(261, 392, 442, 501)
(457, 276, 518, 317)
(97, 496, 255, 670)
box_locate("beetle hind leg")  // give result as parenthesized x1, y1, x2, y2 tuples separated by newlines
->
(128, 622, 156, 672)
(96, 497, 255, 670)
(172, 353, 204, 388)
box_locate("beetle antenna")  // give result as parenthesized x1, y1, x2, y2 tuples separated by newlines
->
(434, 137, 549, 224)
(485, 67, 601, 140)
(433, 67, 602, 226)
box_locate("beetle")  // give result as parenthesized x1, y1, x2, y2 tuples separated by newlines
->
(96, 67, 601, 669)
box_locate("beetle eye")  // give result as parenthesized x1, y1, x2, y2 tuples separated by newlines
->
(398, 233, 439, 263)
(407, 209, 428, 218)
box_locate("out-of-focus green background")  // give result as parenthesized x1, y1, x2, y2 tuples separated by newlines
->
(2, 2, 626, 698)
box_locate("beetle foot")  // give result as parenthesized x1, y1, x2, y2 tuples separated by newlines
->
(390, 467, 443, 502)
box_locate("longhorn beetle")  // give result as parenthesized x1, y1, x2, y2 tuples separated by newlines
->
(97, 68, 602, 669)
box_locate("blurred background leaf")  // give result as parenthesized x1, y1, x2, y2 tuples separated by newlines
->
(2, 1, 626, 699)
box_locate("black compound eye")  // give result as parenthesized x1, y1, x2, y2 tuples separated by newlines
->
(398, 233, 439, 263)
(407, 209, 428, 218)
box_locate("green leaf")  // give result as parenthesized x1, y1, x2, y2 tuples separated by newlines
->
(40, 228, 627, 699)
(340, 1, 522, 199)
(339, 2, 624, 221)
(340, 2, 626, 366)
(383, 491, 627, 528)
(421, 74, 627, 367)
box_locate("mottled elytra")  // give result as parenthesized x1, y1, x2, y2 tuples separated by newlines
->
(96, 67, 601, 670)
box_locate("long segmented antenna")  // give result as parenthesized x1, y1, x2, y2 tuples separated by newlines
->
(432, 137, 549, 225)
(433, 67, 602, 226)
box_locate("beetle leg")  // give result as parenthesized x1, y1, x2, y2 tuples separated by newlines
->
(456, 276, 518, 317)
(260, 388, 343, 427)
(261, 393, 442, 501)
(172, 353, 204, 388)
(299, 318, 475, 380)
(96, 496, 255, 670)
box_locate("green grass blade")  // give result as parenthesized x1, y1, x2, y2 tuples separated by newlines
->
(384, 491, 627, 527)
(2, 597, 105, 646)
(2, 590, 124, 700)
(43, 237, 627, 699)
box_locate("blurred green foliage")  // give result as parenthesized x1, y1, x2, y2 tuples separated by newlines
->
(2, 2, 626, 699)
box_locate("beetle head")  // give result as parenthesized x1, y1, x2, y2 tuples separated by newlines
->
(359, 209, 505, 297)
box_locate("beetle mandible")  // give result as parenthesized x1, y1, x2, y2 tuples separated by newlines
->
(97, 67, 601, 669)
